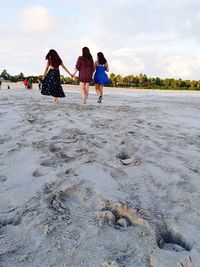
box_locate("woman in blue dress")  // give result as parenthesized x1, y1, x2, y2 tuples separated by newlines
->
(94, 52, 109, 103)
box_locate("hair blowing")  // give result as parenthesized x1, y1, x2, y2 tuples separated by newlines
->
(45, 49, 62, 69)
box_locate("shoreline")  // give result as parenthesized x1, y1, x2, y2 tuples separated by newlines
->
(1, 81, 200, 95)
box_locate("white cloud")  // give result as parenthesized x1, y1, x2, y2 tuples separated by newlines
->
(80, 0, 93, 4)
(80, 37, 102, 56)
(176, 0, 199, 3)
(1, 1, 200, 80)
(162, 55, 200, 79)
(21, 6, 55, 32)
(110, 59, 145, 75)
(110, 48, 145, 75)
(184, 11, 200, 29)
(164, 0, 199, 5)
(185, 19, 193, 29)
(195, 12, 200, 21)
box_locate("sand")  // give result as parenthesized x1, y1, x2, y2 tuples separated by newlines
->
(0, 85, 200, 267)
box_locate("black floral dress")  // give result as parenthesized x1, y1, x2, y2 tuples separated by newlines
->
(41, 69, 65, 98)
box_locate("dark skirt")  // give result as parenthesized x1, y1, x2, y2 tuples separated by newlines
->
(41, 69, 65, 98)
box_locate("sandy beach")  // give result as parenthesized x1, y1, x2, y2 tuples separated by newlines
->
(0, 86, 200, 267)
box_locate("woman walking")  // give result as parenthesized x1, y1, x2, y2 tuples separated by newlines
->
(73, 47, 94, 104)
(41, 49, 72, 104)
(94, 52, 109, 103)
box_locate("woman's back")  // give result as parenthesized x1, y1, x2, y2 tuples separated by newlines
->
(76, 56, 94, 83)
(94, 63, 109, 85)
(95, 64, 107, 72)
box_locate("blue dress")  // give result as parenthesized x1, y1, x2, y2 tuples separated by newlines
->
(94, 65, 110, 85)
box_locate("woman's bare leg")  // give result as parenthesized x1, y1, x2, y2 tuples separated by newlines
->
(97, 85, 104, 103)
(85, 83, 90, 101)
(95, 84, 100, 97)
(80, 82, 86, 103)
(99, 85, 103, 98)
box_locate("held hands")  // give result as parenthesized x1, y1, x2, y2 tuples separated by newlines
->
(67, 71, 74, 78)
(70, 73, 76, 78)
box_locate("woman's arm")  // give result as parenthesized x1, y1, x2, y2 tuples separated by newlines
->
(73, 57, 81, 77)
(73, 70, 78, 77)
(42, 61, 50, 80)
(105, 63, 109, 72)
(61, 63, 72, 77)
(94, 61, 98, 70)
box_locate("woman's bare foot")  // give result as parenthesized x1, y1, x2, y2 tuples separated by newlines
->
(83, 96, 87, 104)
(54, 98, 59, 104)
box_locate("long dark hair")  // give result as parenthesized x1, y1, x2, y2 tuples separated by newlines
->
(45, 49, 62, 69)
(97, 52, 107, 65)
(82, 47, 93, 62)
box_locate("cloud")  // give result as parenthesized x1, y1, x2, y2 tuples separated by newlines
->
(110, 48, 145, 75)
(161, 55, 200, 79)
(195, 12, 200, 21)
(162, 0, 199, 6)
(110, 59, 145, 76)
(80, 36, 102, 55)
(80, 0, 93, 4)
(184, 11, 200, 30)
(1, 1, 200, 80)
(21, 5, 55, 32)
(174, 0, 199, 3)
(185, 19, 193, 29)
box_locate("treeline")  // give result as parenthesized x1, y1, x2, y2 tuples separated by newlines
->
(109, 73, 200, 90)
(0, 69, 77, 85)
(0, 70, 26, 83)
(1, 69, 200, 90)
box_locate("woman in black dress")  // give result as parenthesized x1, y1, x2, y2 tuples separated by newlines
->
(41, 49, 72, 104)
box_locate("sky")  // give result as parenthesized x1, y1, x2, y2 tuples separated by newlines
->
(0, 0, 200, 79)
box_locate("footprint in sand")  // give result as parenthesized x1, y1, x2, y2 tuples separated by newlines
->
(136, 119, 145, 124)
(96, 202, 148, 229)
(127, 130, 136, 136)
(97, 201, 192, 254)
(32, 167, 49, 177)
(51, 135, 60, 141)
(44, 184, 93, 225)
(49, 143, 63, 153)
(0, 138, 8, 145)
(42, 182, 56, 194)
(26, 115, 37, 123)
(116, 151, 141, 166)
(56, 169, 73, 179)
(0, 212, 21, 227)
(0, 175, 7, 182)
(157, 226, 192, 252)
(102, 261, 119, 267)
(40, 159, 55, 167)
